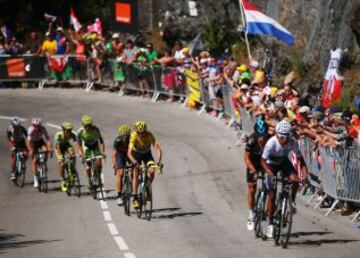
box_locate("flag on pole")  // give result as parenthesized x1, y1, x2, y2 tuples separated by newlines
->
(44, 13, 57, 23)
(322, 48, 343, 108)
(87, 18, 102, 35)
(70, 8, 82, 32)
(240, 0, 294, 46)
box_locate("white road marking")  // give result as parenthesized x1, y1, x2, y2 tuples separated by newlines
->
(0, 116, 26, 121)
(124, 252, 137, 258)
(103, 210, 112, 221)
(1, 115, 135, 257)
(100, 199, 109, 210)
(114, 236, 129, 251)
(107, 222, 119, 235)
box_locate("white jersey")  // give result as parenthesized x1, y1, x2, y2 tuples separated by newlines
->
(262, 135, 301, 165)
(27, 125, 50, 142)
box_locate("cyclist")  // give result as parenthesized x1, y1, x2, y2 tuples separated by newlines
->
(27, 117, 52, 188)
(244, 118, 268, 231)
(261, 120, 308, 238)
(76, 115, 106, 188)
(127, 121, 162, 209)
(7, 117, 28, 181)
(112, 124, 131, 205)
(54, 121, 77, 192)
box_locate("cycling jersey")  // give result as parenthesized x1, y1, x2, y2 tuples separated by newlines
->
(27, 125, 50, 142)
(76, 125, 102, 147)
(113, 135, 130, 153)
(55, 131, 77, 148)
(7, 125, 27, 143)
(262, 135, 301, 165)
(245, 133, 263, 165)
(129, 131, 156, 153)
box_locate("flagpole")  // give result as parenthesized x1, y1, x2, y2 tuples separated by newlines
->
(239, 0, 252, 62)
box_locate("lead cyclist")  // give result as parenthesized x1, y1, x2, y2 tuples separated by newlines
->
(260, 120, 308, 239)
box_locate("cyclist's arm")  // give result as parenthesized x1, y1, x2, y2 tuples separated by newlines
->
(112, 149, 117, 168)
(6, 129, 15, 150)
(127, 133, 137, 165)
(43, 127, 52, 151)
(154, 142, 162, 164)
(98, 135, 105, 154)
(260, 158, 274, 177)
(75, 131, 84, 157)
(244, 151, 257, 174)
(261, 140, 275, 177)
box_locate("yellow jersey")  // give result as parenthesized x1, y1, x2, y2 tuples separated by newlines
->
(42, 40, 57, 55)
(129, 131, 156, 153)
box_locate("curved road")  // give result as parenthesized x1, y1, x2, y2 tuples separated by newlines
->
(0, 89, 359, 258)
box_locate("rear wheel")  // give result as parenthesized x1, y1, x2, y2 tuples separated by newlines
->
(280, 195, 293, 248)
(42, 164, 48, 193)
(136, 190, 143, 219)
(19, 162, 26, 188)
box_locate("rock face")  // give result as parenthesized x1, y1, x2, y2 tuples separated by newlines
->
(140, 0, 360, 77)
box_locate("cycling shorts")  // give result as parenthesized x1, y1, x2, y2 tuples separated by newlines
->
(115, 151, 128, 170)
(82, 142, 102, 161)
(14, 140, 27, 151)
(56, 142, 74, 162)
(32, 139, 46, 152)
(246, 166, 263, 184)
(131, 150, 154, 166)
(265, 159, 297, 191)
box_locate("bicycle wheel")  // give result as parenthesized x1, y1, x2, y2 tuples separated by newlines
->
(254, 189, 266, 239)
(273, 196, 282, 246)
(144, 186, 153, 221)
(65, 168, 72, 196)
(73, 170, 81, 198)
(136, 188, 143, 219)
(280, 195, 293, 248)
(42, 163, 48, 193)
(90, 166, 97, 200)
(19, 161, 26, 188)
(122, 174, 131, 216)
(98, 172, 105, 200)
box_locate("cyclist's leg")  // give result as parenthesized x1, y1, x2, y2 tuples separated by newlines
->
(94, 145, 103, 174)
(246, 168, 257, 222)
(131, 150, 142, 208)
(281, 159, 299, 203)
(82, 143, 92, 181)
(115, 151, 126, 196)
(144, 152, 156, 182)
(265, 164, 278, 232)
(10, 144, 17, 177)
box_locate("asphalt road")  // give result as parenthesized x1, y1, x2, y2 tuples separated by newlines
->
(0, 88, 359, 258)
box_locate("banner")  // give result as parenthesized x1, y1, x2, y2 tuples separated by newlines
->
(0, 56, 47, 80)
(109, 0, 139, 33)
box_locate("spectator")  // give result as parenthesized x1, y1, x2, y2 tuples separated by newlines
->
(145, 43, 158, 63)
(55, 27, 69, 55)
(28, 32, 42, 55)
(155, 50, 176, 102)
(111, 33, 124, 58)
(122, 39, 137, 64)
(41, 32, 57, 56)
(6, 36, 23, 56)
(0, 38, 6, 55)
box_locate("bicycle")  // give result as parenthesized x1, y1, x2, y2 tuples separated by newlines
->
(254, 174, 268, 240)
(64, 154, 81, 197)
(35, 150, 50, 193)
(136, 163, 163, 221)
(86, 156, 105, 200)
(273, 172, 295, 248)
(120, 164, 133, 216)
(13, 149, 26, 187)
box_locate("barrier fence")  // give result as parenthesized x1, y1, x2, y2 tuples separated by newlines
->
(1, 54, 359, 222)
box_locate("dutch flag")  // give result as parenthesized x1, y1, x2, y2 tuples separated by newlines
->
(241, 0, 295, 46)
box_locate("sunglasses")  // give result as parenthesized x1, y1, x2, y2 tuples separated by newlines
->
(277, 133, 289, 140)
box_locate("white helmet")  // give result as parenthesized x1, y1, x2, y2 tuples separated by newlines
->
(275, 120, 292, 135)
(32, 117, 42, 126)
(11, 117, 20, 126)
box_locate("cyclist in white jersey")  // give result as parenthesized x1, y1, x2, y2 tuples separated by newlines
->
(261, 120, 308, 238)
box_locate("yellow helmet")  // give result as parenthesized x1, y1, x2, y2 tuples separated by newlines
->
(61, 121, 73, 131)
(237, 64, 248, 72)
(133, 120, 147, 133)
(118, 124, 131, 135)
(82, 115, 93, 126)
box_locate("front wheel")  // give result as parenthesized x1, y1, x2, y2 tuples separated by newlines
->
(144, 186, 153, 221)
(42, 163, 48, 193)
(254, 189, 267, 239)
(273, 197, 282, 246)
(280, 195, 293, 248)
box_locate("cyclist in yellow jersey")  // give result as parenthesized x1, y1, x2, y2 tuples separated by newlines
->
(127, 120, 162, 209)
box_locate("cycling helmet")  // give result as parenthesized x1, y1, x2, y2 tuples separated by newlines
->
(11, 117, 20, 126)
(82, 115, 93, 126)
(254, 118, 267, 136)
(118, 124, 131, 135)
(61, 121, 73, 131)
(133, 120, 147, 133)
(275, 120, 292, 135)
(32, 117, 42, 126)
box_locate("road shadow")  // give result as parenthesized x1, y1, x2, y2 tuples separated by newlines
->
(291, 231, 333, 238)
(151, 207, 203, 219)
(0, 230, 60, 253)
(289, 239, 360, 247)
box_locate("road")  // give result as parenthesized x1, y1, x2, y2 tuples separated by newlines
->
(0, 89, 359, 258)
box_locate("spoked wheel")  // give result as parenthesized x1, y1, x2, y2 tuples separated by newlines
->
(98, 173, 105, 200)
(254, 190, 267, 240)
(122, 176, 131, 216)
(273, 198, 282, 246)
(144, 187, 153, 221)
(73, 172, 81, 198)
(136, 192, 143, 218)
(280, 196, 293, 248)
(19, 166, 26, 188)
(66, 175, 72, 196)
(42, 164, 48, 193)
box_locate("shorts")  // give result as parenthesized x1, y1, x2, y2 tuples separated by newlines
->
(32, 139, 46, 152)
(14, 140, 27, 151)
(265, 159, 297, 191)
(131, 150, 154, 166)
(115, 151, 128, 170)
(83, 142, 102, 161)
(56, 142, 74, 161)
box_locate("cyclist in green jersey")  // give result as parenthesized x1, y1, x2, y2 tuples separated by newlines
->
(54, 121, 77, 192)
(76, 115, 106, 187)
